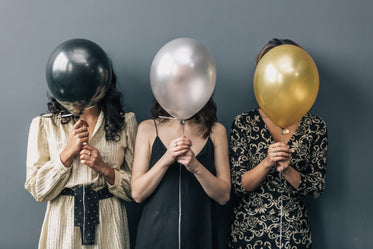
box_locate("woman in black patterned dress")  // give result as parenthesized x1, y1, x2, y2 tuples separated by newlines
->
(229, 39, 328, 249)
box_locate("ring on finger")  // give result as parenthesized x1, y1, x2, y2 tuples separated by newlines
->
(274, 147, 277, 152)
(175, 142, 178, 147)
(88, 151, 91, 156)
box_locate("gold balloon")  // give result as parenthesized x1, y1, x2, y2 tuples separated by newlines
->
(254, 45, 319, 128)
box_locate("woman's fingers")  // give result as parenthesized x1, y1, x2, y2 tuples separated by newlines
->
(73, 120, 89, 142)
(80, 148, 90, 164)
(269, 155, 287, 162)
(172, 137, 192, 147)
(174, 145, 191, 152)
(277, 160, 290, 173)
(80, 145, 101, 167)
(276, 151, 291, 159)
(267, 150, 291, 166)
(77, 131, 89, 138)
(80, 148, 91, 155)
(172, 148, 189, 157)
(82, 144, 95, 151)
(73, 119, 88, 128)
(277, 165, 286, 172)
(170, 137, 192, 153)
(72, 121, 89, 141)
(78, 137, 89, 145)
(266, 142, 292, 168)
(272, 151, 290, 158)
(166, 137, 193, 162)
(270, 143, 291, 155)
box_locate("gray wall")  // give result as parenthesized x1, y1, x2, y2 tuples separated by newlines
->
(1, 0, 372, 248)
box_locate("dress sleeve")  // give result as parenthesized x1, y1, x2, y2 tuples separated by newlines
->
(107, 112, 138, 201)
(25, 117, 72, 202)
(286, 118, 328, 198)
(230, 114, 250, 196)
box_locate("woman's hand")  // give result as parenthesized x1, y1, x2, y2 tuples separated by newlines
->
(276, 152, 292, 173)
(176, 149, 199, 173)
(80, 144, 107, 174)
(80, 144, 115, 184)
(60, 120, 89, 167)
(162, 136, 192, 166)
(264, 142, 292, 169)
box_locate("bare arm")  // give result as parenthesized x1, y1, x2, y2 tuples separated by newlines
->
(177, 123, 231, 205)
(281, 165, 301, 189)
(131, 121, 191, 203)
(240, 158, 272, 192)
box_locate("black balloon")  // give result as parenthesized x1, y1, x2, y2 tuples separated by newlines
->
(46, 39, 112, 116)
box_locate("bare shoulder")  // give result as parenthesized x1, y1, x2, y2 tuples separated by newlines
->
(211, 122, 227, 135)
(138, 119, 154, 131)
(137, 119, 157, 137)
(210, 122, 228, 143)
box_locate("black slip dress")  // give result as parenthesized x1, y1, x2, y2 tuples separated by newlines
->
(135, 120, 218, 249)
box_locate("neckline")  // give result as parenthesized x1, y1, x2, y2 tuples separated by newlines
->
(154, 136, 211, 158)
(89, 110, 104, 141)
(255, 108, 304, 145)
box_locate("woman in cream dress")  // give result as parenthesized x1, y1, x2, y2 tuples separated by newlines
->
(25, 74, 137, 249)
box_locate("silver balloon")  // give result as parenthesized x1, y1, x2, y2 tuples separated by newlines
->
(46, 39, 112, 116)
(150, 38, 216, 120)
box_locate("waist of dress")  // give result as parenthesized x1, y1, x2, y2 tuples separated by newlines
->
(59, 186, 114, 200)
(59, 186, 114, 245)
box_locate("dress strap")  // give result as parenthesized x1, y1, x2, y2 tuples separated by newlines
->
(153, 119, 158, 136)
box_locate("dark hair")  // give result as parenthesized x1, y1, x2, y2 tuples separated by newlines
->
(150, 98, 217, 139)
(47, 72, 125, 142)
(255, 38, 301, 66)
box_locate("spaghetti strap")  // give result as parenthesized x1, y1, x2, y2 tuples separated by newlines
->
(153, 119, 158, 136)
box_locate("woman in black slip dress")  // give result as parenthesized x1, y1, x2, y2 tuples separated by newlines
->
(131, 98, 231, 249)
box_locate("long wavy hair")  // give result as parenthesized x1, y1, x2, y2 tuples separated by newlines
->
(47, 72, 125, 142)
(255, 38, 301, 66)
(150, 98, 217, 139)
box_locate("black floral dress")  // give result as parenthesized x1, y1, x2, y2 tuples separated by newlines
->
(229, 109, 328, 249)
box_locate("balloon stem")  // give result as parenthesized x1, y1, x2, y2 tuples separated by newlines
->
(178, 119, 185, 249)
(280, 130, 284, 248)
(279, 185, 283, 249)
(180, 120, 185, 136)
